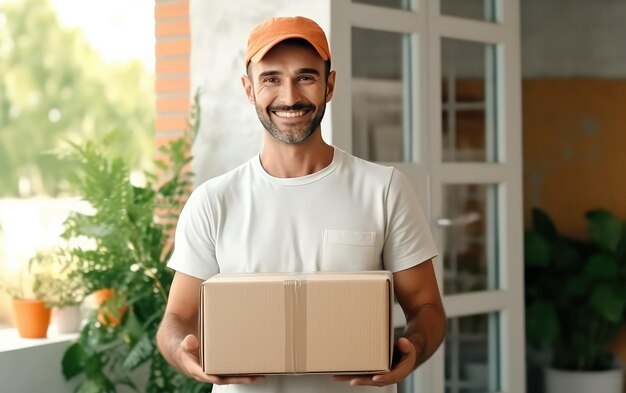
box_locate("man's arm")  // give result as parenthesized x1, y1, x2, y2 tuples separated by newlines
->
(334, 259, 446, 387)
(157, 271, 263, 385)
(394, 259, 446, 367)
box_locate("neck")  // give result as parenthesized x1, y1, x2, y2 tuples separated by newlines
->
(259, 132, 334, 178)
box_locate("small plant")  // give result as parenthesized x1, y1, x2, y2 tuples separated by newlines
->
(0, 255, 57, 338)
(525, 208, 626, 371)
(0, 257, 53, 301)
(31, 248, 86, 309)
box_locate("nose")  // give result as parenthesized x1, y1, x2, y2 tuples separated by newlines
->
(278, 79, 302, 106)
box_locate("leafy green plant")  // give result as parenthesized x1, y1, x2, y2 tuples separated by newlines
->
(0, 256, 55, 301)
(58, 94, 210, 392)
(30, 248, 86, 309)
(525, 208, 626, 371)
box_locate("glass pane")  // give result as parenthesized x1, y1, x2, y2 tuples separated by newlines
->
(352, 28, 412, 162)
(352, 0, 411, 11)
(441, 0, 499, 22)
(441, 38, 498, 162)
(445, 313, 500, 393)
(441, 184, 498, 295)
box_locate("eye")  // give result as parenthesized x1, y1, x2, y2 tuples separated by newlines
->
(263, 76, 279, 84)
(298, 75, 316, 83)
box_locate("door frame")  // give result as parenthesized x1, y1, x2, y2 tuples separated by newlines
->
(329, 1, 525, 392)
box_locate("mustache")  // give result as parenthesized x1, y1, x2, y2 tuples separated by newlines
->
(268, 103, 315, 111)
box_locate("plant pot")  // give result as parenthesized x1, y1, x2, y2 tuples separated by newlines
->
(94, 288, 127, 327)
(11, 298, 51, 338)
(545, 367, 624, 393)
(52, 305, 83, 334)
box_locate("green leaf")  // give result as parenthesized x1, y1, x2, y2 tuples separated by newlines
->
(526, 301, 559, 349)
(75, 378, 116, 393)
(123, 334, 154, 370)
(563, 274, 590, 297)
(551, 240, 580, 269)
(584, 253, 618, 279)
(589, 284, 625, 323)
(123, 309, 144, 341)
(532, 208, 557, 240)
(524, 231, 551, 267)
(74, 223, 114, 238)
(587, 210, 622, 252)
(62, 342, 86, 380)
(115, 377, 138, 392)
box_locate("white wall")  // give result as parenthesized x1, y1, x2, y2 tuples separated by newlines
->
(0, 337, 80, 393)
(0, 329, 148, 393)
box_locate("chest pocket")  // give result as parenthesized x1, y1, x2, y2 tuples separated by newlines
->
(321, 230, 380, 272)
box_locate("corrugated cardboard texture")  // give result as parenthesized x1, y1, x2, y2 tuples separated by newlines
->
(200, 272, 393, 375)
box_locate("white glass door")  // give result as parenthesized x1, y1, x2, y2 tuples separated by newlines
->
(330, 1, 524, 392)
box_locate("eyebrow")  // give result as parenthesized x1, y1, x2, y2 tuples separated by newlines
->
(295, 68, 321, 76)
(257, 68, 321, 82)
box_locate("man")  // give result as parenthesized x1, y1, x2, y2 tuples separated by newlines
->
(157, 16, 445, 393)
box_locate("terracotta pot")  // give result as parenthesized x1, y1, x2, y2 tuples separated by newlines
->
(94, 288, 127, 327)
(94, 288, 115, 304)
(12, 298, 51, 338)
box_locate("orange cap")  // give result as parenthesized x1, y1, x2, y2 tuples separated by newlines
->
(245, 16, 331, 67)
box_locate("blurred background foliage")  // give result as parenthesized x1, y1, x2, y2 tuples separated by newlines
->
(0, 0, 154, 197)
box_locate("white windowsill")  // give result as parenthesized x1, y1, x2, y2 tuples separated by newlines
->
(0, 328, 78, 353)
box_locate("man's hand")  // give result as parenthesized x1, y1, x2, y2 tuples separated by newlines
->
(157, 273, 265, 386)
(332, 337, 417, 387)
(176, 334, 265, 385)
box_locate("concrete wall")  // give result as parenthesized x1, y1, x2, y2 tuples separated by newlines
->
(521, 0, 626, 78)
(440, 0, 626, 79)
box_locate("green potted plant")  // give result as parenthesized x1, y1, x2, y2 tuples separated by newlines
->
(525, 208, 626, 393)
(57, 94, 210, 392)
(0, 260, 55, 338)
(31, 249, 86, 333)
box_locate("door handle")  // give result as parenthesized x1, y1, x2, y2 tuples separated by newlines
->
(436, 211, 481, 227)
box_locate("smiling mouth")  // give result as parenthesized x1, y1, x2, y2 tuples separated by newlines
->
(272, 110, 309, 118)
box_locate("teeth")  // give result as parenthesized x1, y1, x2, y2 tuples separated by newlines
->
(274, 110, 306, 118)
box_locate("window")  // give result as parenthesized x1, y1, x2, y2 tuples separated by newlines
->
(0, 0, 155, 328)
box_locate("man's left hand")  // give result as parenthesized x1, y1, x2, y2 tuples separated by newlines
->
(333, 337, 417, 387)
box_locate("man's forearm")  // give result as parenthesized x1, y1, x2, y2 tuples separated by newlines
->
(403, 302, 446, 368)
(157, 312, 197, 369)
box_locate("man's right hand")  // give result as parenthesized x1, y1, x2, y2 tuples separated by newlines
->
(157, 273, 264, 385)
(176, 334, 265, 385)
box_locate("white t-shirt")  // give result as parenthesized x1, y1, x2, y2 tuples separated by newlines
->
(168, 147, 438, 393)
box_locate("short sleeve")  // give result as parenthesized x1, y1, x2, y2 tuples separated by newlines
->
(167, 185, 219, 280)
(382, 169, 438, 272)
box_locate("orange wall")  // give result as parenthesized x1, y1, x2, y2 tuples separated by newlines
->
(522, 79, 626, 239)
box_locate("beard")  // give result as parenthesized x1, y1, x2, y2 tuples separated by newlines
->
(255, 100, 327, 144)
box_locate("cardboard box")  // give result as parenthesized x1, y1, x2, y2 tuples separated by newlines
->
(200, 271, 393, 375)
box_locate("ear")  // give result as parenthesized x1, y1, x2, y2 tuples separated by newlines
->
(325, 70, 336, 103)
(241, 74, 256, 105)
